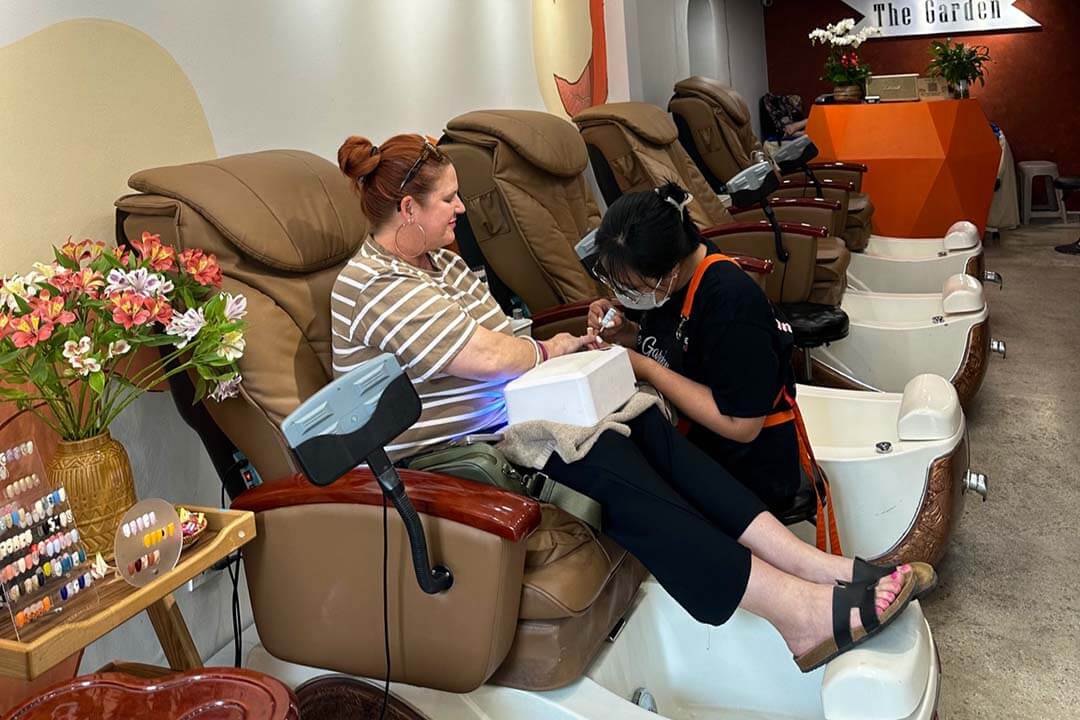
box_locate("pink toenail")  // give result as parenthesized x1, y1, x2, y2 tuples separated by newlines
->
(900, 564, 911, 572)
(890, 571, 900, 580)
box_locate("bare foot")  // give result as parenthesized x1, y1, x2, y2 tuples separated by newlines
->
(783, 572, 907, 658)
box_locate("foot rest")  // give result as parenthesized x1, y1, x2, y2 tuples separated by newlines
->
(943, 220, 979, 252)
(822, 602, 933, 720)
(778, 302, 849, 348)
(942, 273, 985, 315)
(898, 374, 961, 441)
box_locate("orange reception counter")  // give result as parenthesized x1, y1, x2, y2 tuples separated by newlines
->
(806, 98, 1002, 238)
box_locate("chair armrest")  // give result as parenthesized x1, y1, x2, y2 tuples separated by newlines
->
(233, 468, 542, 542)
(727, 255, 774, 275)
(808, 161, 868, 173)
(779, 177, 857, 193)
(529, 299, 594, 329)
(701, 220, 830, 240)
(730, 198, 843, 214)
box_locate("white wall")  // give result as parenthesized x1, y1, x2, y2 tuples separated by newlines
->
(0, 0, 547, 159)
(617, 0, 768, 132)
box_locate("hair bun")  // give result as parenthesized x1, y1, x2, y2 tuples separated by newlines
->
(338, 135, 381, 184)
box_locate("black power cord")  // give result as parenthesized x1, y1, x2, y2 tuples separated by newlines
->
(380, 495, 391, 720)
(220, 481, 243, 667)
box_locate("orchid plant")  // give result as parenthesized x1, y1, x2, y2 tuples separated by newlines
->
(0, 234, 246, 440)
(809, 18, 882, 87)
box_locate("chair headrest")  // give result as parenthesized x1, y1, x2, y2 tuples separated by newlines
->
(573, 102, 678, 146)
(445, 110, 588, 178)
(127, 150, 366, 272)
(673, 76, 751, 126)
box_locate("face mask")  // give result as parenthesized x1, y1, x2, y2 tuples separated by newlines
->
(612, 270, 678, 311)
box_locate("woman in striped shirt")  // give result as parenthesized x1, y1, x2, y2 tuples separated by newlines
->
(332, 132, 918, 672)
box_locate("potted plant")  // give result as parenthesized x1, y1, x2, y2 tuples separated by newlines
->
(0, 234, 246, 555)
(927, 38, 991, 99)
(809, 18, 882, 102)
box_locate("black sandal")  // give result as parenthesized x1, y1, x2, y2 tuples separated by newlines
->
(843, 557, 938, 600)
(795, 570, 916, 673)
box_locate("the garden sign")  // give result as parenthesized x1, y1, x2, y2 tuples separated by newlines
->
(841, 1, 1040, 37)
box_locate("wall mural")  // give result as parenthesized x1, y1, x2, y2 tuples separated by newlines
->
(532, 0, 609, 119)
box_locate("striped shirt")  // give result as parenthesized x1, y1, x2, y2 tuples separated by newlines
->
(330, 237, 513, 458)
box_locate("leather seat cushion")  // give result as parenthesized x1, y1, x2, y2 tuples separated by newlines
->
(846, 191, 871, 214)
(519, 505, 627, 620)
(490, 552, 649, 691)
(778, 302, 850, 347)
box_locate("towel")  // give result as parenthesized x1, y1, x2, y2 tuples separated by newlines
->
(496, 388, 666, 469)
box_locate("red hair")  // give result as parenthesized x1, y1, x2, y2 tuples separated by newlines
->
(337, 133, 451, 228)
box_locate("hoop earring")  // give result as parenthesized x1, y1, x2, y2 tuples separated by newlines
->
(394, 219, 428, 259)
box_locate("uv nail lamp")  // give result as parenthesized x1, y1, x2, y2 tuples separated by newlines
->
(504, 347, 636, 427)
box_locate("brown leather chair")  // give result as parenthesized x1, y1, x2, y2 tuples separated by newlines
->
(669, 76, 874, 252)
(571, 101, 850, 308)
(114, 150, 646, 694)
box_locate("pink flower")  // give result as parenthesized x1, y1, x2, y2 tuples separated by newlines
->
(108, 292, 154, 330)
(9, 314, 54, 348)
(30, 292, 76, 327)
(0, 312, 11, 340)
(179, 249, 223, 287)
(60, 239, 105, 264)
(131, 232, 177, 272)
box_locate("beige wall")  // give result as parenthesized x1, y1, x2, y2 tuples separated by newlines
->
(0, 19, 215, 275)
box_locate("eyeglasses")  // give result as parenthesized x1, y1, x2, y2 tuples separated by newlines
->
(399, 137, 441, 192)
(595, 266, 678, 306)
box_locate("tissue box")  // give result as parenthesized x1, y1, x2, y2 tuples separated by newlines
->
(504, 347, 636, 427)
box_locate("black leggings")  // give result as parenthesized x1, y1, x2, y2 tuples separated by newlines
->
(543, 407, 766, 626)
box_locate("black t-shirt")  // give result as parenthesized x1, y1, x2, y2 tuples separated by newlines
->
(633, 250, 800, 511)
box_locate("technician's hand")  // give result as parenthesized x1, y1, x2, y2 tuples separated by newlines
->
(541, 332, 593, 359)
(586, 299, 638, 347)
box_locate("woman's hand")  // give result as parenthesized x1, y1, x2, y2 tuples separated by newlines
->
(586, 299, 638, 347)
(541, 332, 594, 359)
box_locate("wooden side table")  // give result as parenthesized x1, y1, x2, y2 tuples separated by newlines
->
(0, 506, 254, 681)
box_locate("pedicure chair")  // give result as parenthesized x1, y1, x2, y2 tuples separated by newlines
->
(572, 101, 1003, 407)
(668, 76, 1000, 294)
(114, 149, 943, 719)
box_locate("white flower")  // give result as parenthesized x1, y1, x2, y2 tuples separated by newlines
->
(79, 357, 102, 376)
(107, 340, 131, 358)
(209, 374, 243, 402)
(165, 307, 206, 349)
(63, 336, 93, 361)
(105, 268, 173, 298)
(0, 275, 34, 310)
(222, 292, 247, 322)
(31, 262, 57, 280)
(216, 330, 246, 361)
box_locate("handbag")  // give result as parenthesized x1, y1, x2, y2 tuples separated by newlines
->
(404, 440, 602, 530)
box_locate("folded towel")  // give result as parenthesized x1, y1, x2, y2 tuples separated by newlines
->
(496, 388, 665, 469)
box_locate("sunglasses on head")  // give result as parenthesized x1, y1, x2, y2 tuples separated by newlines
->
(399, 136, 442, 192)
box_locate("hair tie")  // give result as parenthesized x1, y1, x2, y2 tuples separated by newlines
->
(655, 188, 694, 213)
(369, 145, 379, 157)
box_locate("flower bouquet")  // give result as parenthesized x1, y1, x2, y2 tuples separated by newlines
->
(0, 233, 246, 554)
(809, 18, 882, 102)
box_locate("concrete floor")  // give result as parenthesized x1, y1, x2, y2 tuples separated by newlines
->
(924, 224, 1080, 719)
